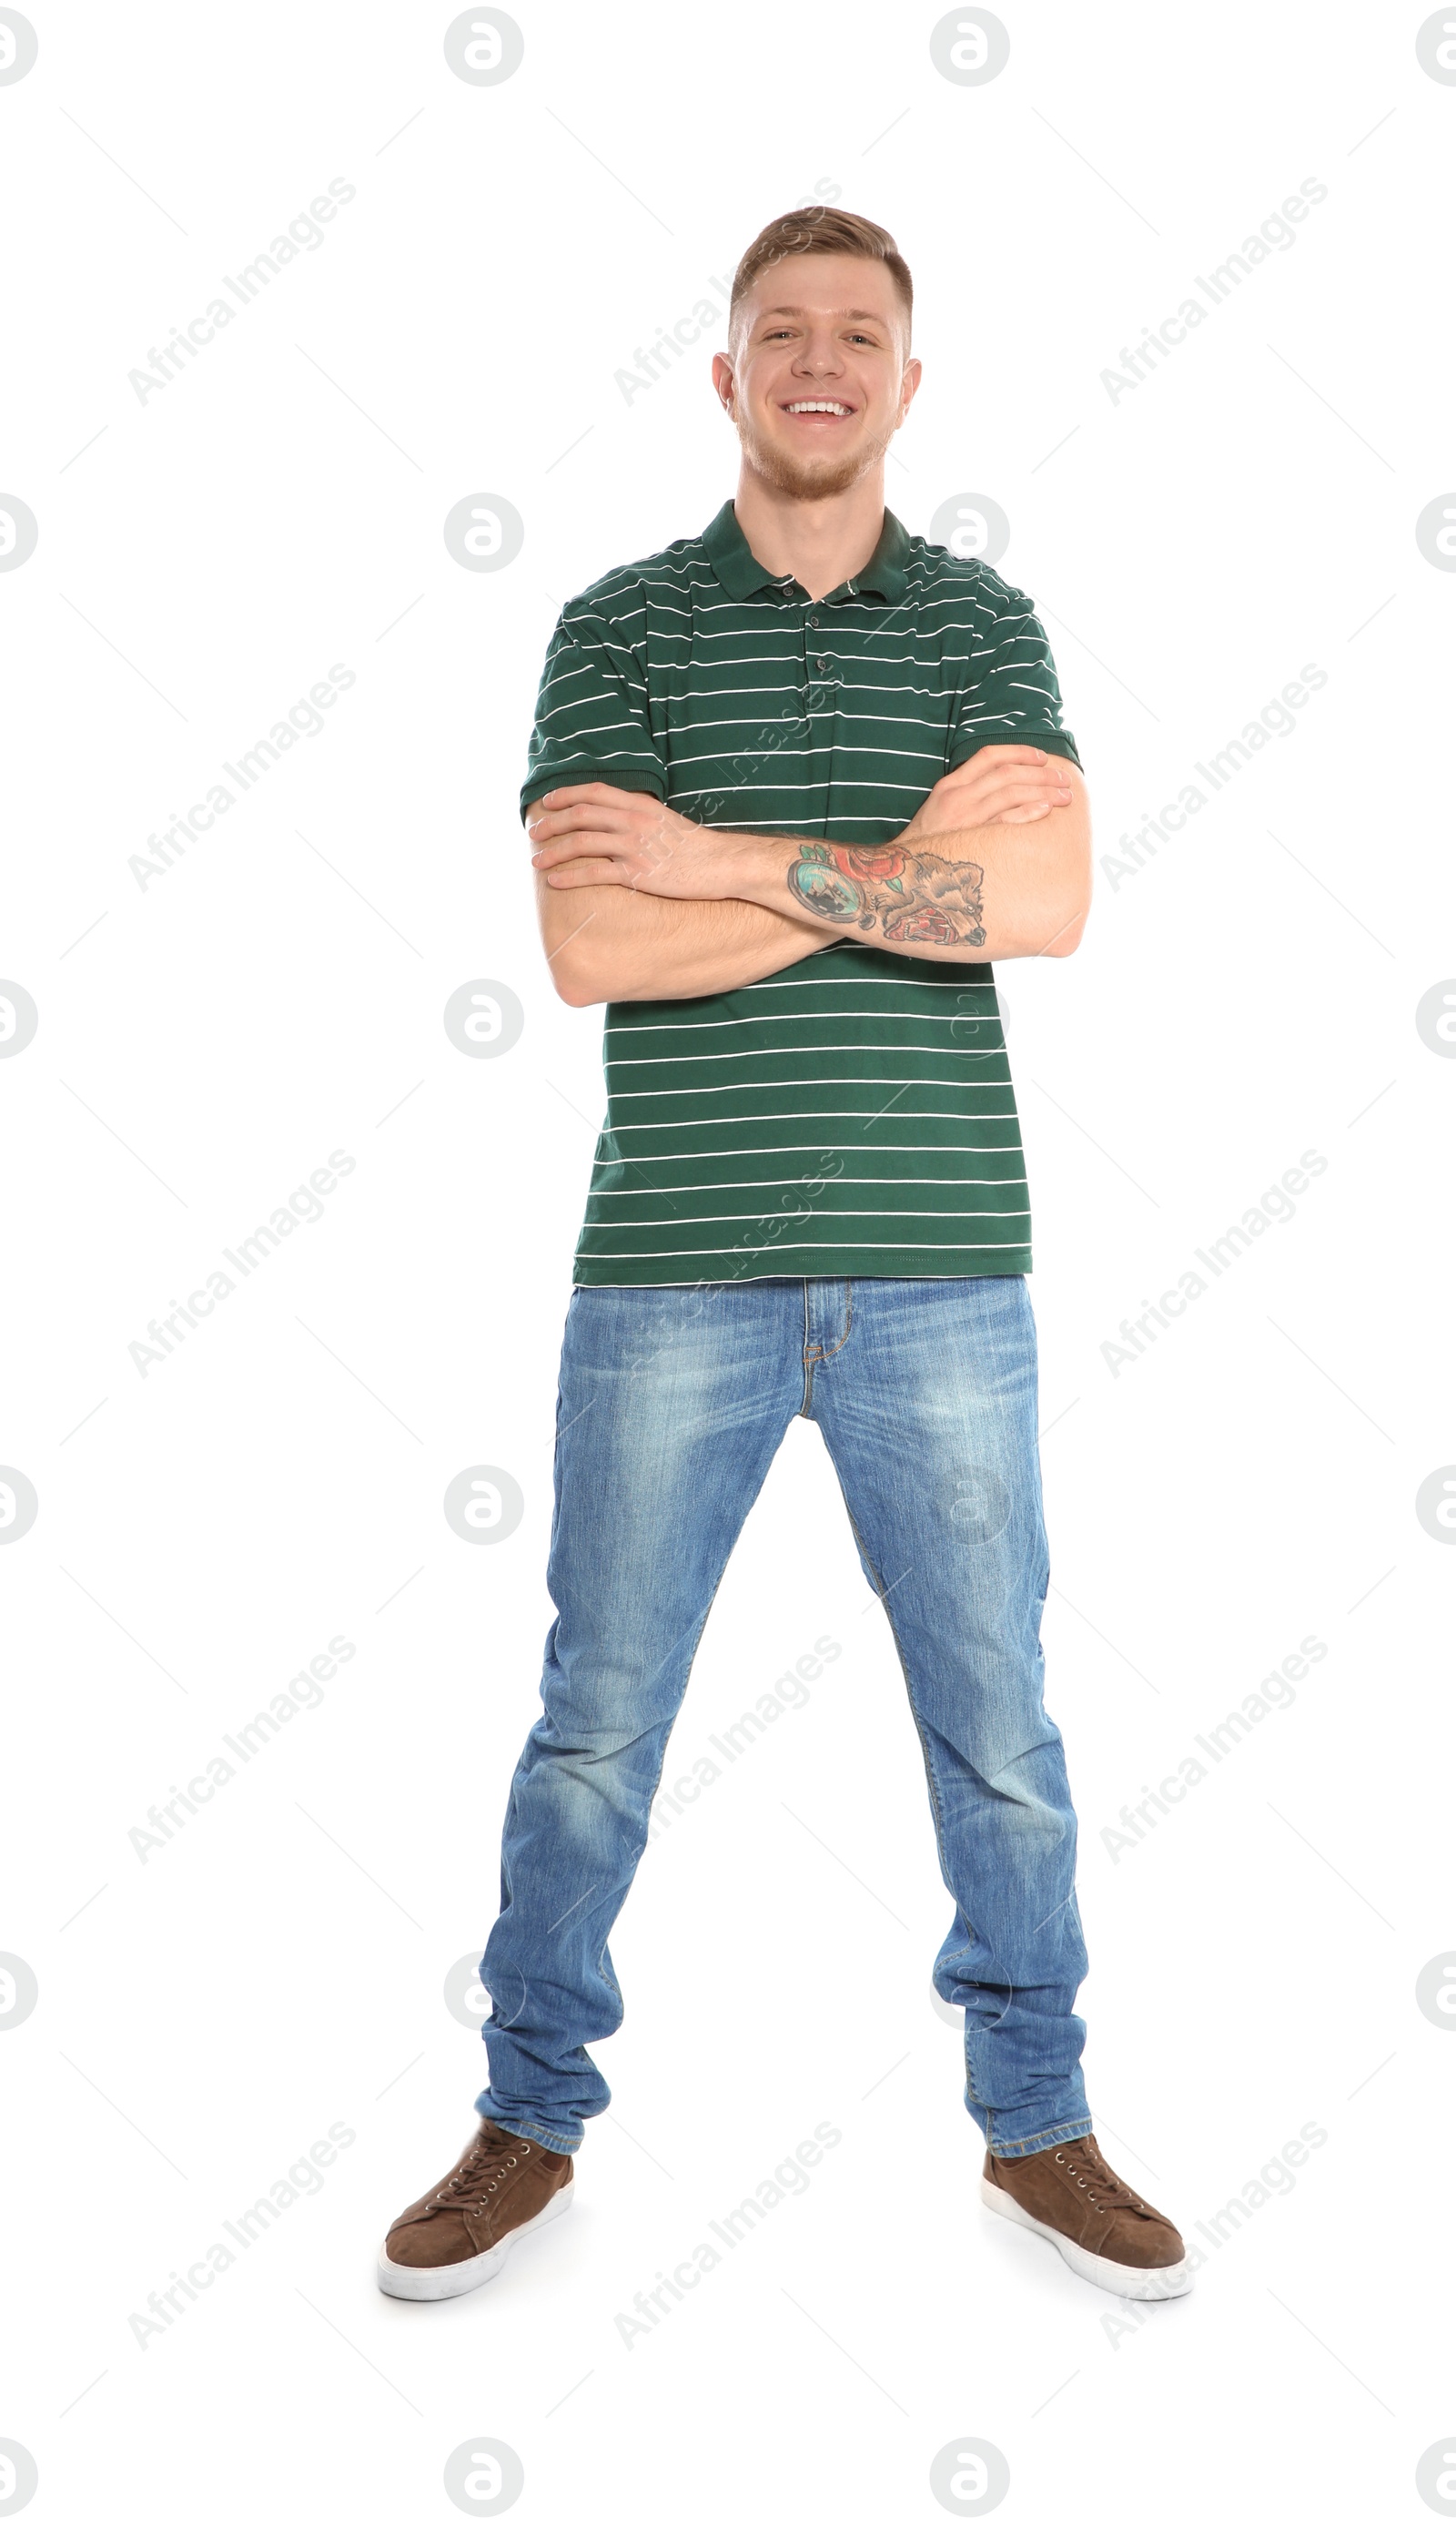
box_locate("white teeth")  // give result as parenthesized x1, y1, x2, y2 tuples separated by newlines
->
(786, 400, 850, 415)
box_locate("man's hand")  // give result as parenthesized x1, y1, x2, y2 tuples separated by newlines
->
(525, 784, 831, 1005)
(529, 784, 735, 901)
(902, 743, 1074, 838)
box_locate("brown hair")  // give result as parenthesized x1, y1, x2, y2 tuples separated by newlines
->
(728, 207, 913, 350)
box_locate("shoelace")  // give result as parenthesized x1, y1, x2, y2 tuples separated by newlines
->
(1052, 2143, 1152, 2219)
(437, 2131, 531, 2208)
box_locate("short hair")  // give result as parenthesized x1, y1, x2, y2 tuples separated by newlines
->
(728, 207, 913, 350)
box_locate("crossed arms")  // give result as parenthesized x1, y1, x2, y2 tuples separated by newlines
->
(526, 743, 1092, 1007)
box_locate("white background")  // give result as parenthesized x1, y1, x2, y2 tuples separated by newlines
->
(3, 3, 1454, 2520)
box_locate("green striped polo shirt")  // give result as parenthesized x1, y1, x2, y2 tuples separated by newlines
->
(521, 498, 1081, 1287)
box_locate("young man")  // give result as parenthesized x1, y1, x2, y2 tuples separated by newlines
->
(378, 208, 1190, 2306)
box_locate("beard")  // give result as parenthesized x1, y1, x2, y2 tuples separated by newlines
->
(733, 400, 898, 502)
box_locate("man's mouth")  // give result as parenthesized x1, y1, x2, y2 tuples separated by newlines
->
(781, 398, 854, 423)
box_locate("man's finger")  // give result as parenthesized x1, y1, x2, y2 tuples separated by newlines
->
(534, 854, 621, 885)
(953, 760, 1070, 791)
(961, 767, 1070, 796)
(529, 804, 638, 844)
(966, 784, 1071, 819)
(943, 785, 1071, 824)
(531, 830, 619, 865)
(936, 776, 1067, 812)
(911, 777, 1068, 833)
(544, 857, 629, 888)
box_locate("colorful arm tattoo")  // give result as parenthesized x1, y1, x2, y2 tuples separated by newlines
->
(785, 841, 986, 949)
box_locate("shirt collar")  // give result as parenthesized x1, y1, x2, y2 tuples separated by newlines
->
(702, 497, 909, 604)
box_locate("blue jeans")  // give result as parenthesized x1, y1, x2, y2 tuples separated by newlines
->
(477, 1276, 1092, 2161)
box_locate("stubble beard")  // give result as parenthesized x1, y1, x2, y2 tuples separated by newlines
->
(733, 400, 899, 502)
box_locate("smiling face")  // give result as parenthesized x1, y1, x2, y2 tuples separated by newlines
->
(713, 252, 920, 502)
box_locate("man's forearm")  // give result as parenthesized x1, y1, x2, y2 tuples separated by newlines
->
(709, 815, 1092, 963)
(529, 760, 1092, 971)
(539, 876, 829, 1006)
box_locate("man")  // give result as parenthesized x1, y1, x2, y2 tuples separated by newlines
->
(378, 208, 1190, 2306)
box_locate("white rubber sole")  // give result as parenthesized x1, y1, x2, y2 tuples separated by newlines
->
(377, 2179, 572, 2302)
(981, 2175, 1193, 2299)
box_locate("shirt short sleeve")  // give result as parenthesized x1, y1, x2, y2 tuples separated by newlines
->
(520, 600, 667, 821)
(945, 570, 1083, 776)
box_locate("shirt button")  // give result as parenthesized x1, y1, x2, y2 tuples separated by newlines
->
(814, 657, 828, 673)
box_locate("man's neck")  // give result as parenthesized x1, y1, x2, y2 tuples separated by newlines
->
(731, 468, 887, 603)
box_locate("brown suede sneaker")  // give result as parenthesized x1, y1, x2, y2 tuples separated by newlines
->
(981, 2134, 1191, 2299)
(377, 2118, 573, 2301)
